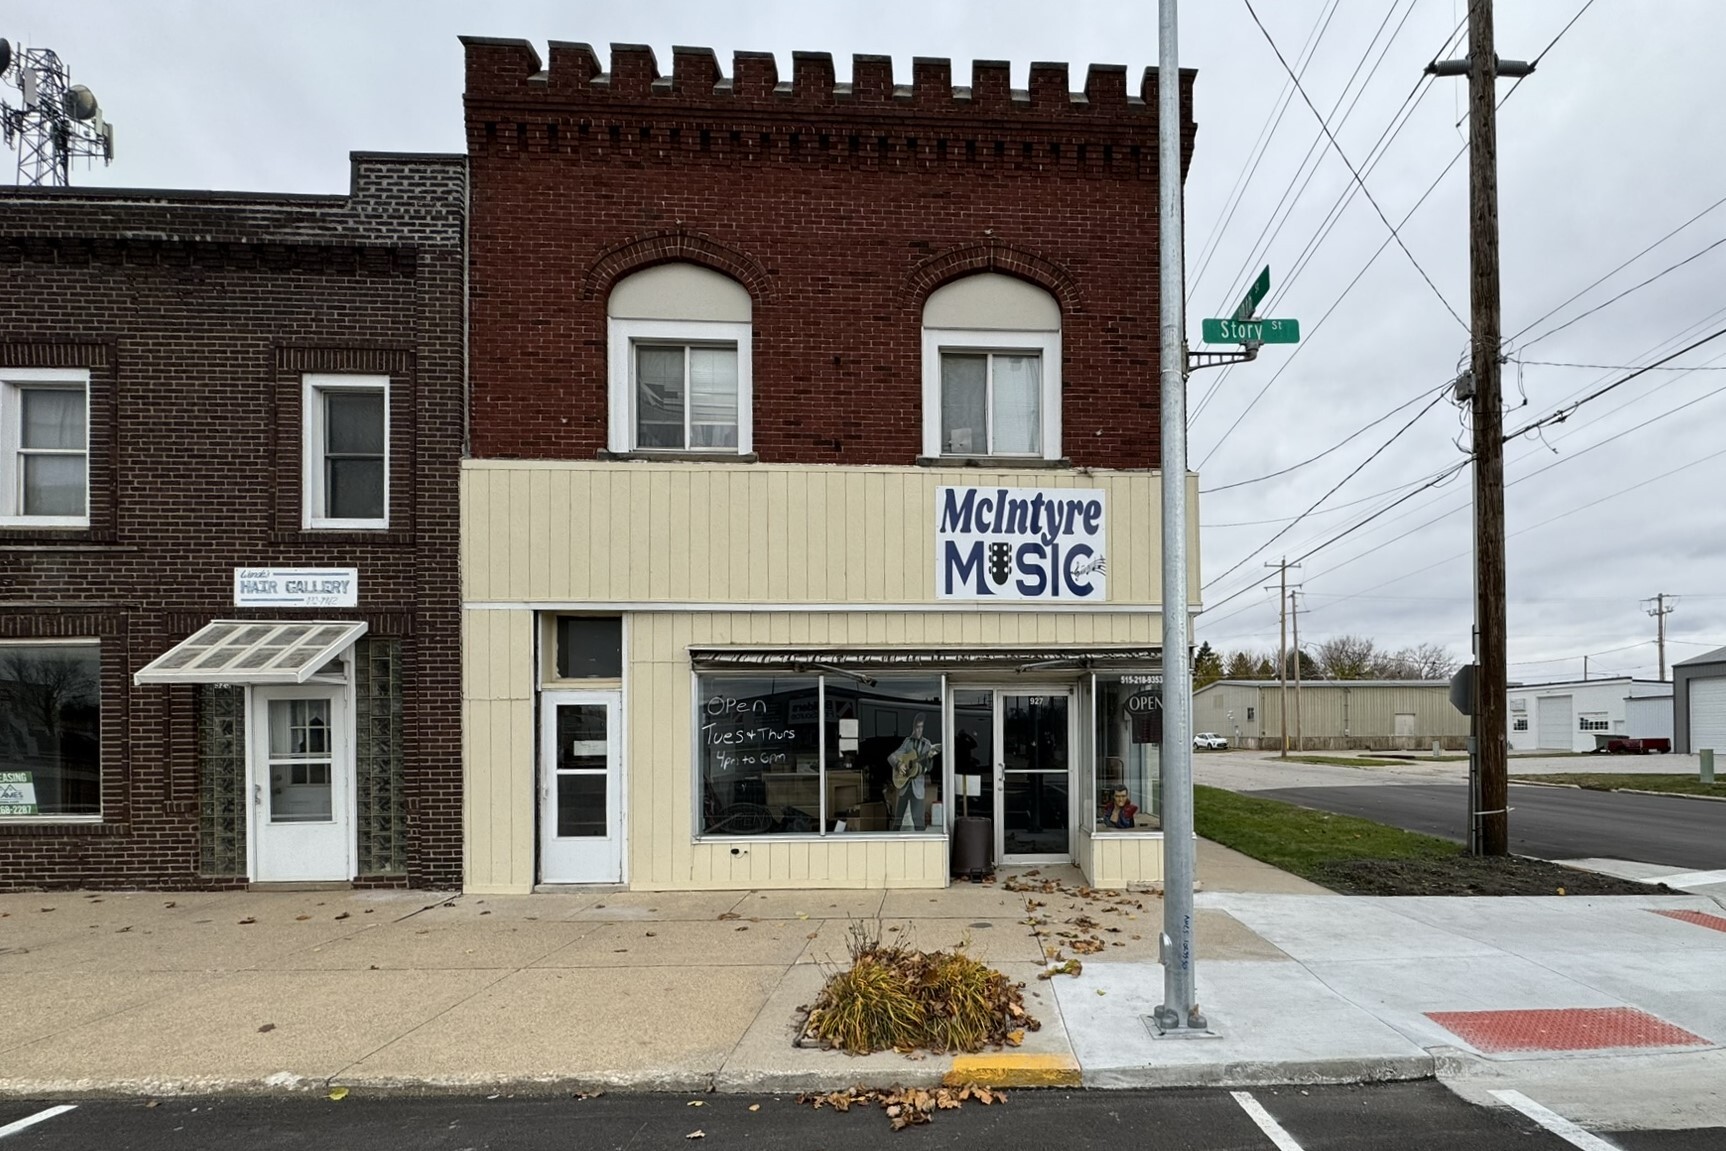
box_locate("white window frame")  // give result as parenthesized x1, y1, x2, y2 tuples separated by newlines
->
(302, 374, 389, 530)
(921, 328, 1061, 461)
(607, 318, 753, 455)
(1, 368, 91, 529)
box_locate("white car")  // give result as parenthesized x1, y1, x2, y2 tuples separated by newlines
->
(1193, 732, 1228, 750)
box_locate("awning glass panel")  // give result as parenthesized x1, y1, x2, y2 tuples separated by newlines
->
(134, 620, 369, 685)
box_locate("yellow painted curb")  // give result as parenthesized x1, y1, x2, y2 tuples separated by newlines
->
(943, 1053, 1082, 1088)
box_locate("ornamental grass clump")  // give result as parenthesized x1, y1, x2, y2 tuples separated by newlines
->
(802, 922, 1040, 1055)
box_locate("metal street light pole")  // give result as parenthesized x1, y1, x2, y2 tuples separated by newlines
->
(1153, 0, 1205, 1034)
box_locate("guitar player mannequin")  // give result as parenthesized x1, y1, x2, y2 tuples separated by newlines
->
(887, 713, 936, 831)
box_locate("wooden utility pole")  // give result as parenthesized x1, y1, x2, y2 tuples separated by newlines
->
(1267, 558, 1299, 757)
(1647, 593, 1675, 680)
(1430, 0, 1530, 857)
(1291, 588, 1303, 753)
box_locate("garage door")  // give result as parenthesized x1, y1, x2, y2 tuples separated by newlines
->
(1690, 678, 1726, 754)
(1536, 695, 1573, 751)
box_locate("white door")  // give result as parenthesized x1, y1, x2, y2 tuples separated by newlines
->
(540, 690, 624, 883)
(251, 686, 352, 882)
(1536, 695, 1573, 751)
(1690, 678, 1726, 754)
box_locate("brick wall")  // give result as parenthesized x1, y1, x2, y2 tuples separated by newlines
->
(463, 40, 1197, 466)
(0, 154, 466, 890)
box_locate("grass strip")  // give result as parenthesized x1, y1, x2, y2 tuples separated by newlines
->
(1512, 773, 1726, 798)
(1193, 784, 1459, 880)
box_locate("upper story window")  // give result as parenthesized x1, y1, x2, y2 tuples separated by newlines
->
(921, 274, 1062, 461)
(607, 264, 753, 456)
(1, 368, 90, 528)
(303, 374, 389, 529)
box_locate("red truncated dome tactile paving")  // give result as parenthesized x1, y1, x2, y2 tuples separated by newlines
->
(1652, 909, 1726, 932)
(1425, 1007, 1710, 1053)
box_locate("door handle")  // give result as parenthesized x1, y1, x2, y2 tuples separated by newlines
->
(253, 783, 262, 806)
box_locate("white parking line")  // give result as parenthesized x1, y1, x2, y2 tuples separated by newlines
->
(0, 1105, 77, 1141)
(1230, 1091, 1305, 1151)
(1491, 1090, 1623, 1151)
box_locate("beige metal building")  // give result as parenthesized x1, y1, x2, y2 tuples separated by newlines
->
(1193, 680, 1468, 751)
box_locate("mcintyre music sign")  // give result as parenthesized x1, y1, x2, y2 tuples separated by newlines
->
(935, 486, 1108, 601)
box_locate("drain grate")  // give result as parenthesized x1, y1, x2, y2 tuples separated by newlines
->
(1427, 1006, 1709, 1053)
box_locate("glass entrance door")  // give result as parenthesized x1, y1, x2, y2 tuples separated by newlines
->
(999, 692, 1071, 862)
(539, 690, 623, 883)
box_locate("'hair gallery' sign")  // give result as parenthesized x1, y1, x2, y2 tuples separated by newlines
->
(936, 486, 1107, 600)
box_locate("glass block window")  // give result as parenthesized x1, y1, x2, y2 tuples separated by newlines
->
(354, 637, 406, 875)
(197, 685, 247, 876)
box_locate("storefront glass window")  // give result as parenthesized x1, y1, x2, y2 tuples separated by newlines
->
(823, 677, 943, 832)
(0, 642, 101, 817)
(696, 672, 942, 836)
(1093, 673, 1161, 832)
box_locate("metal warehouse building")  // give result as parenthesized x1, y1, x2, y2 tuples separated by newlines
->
(1192, 680, 1468, 751)
(1674, 647, 1726, 754)
(1506, 677, 1672, 753)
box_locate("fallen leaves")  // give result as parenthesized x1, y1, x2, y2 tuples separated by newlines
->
(257, 1023, 276, 1033)
(237, 917, 256, 925)
(798, 1084, 1005, 1131)
(1038, 958, 1083, 980)
(327, 1086, 349, 1101)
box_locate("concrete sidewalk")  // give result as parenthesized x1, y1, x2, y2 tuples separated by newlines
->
(4, 841, 1724, 1131)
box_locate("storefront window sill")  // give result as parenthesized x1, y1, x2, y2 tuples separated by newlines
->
(1086, 829, 1166, 839)
(598, 450, 760, 464)
(0, 816, 122, 835)
(915, 455, 1074, 469)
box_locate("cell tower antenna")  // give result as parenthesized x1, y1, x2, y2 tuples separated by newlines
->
(0, 38, 117, 186)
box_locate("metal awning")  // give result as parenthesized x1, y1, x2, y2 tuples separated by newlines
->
(689, 647, 1161, 672)
(134, 620, 369, 685)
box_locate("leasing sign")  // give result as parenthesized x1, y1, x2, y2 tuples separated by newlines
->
(936, 486, 1107, 601)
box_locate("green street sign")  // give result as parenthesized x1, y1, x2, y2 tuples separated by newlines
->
(1202, 317, 1300, 344)
(1233, 266, 1271, 320)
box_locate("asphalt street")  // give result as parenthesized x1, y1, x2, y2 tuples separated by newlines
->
(1, 1085, 1721, 1151)
(1255, 781, 1726, 871)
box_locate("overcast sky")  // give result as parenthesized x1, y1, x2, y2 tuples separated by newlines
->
(8, 1, 1725, 683)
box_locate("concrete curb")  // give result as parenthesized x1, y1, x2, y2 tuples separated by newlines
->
(1081, 1052, 1436, 1090)
(1511, 779, 1726, 803)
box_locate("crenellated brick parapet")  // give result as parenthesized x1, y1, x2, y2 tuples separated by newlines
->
(464, 34, 1198, 468)
(463, 39, 1195, 156)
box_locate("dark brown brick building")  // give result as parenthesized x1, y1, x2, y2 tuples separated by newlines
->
(1, 153, 466, 890)
(457, 42, 1200, 893)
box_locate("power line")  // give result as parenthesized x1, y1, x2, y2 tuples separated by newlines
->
(1242, 0, 1468, 332)
(1203, 0, 1424, 321)
(1506, 326, 1726, 440)
(1506, 192, 1726, 345)
(1511, 358, 1726, 371)
(1515, 235, 1726, 352)
(1187, 0, 1343, 309)
(1193, 1, 1578, 464)
(1201, 389, 1451, 592)
(1190, 8, 1460, 426)
(1200, 377, 1451, 493)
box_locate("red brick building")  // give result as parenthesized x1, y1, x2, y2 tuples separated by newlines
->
(458, 42, 1201, 892)
(1, 154, 466, 889)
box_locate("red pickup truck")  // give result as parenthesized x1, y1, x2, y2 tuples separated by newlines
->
(1589, 734, 1672, 755)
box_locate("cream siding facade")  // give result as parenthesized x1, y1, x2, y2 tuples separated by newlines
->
(463, 462, 1194, 893)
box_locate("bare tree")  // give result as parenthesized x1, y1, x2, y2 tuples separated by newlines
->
(1313, 635, 1381, 680)
(1384, 642, 1460, 679)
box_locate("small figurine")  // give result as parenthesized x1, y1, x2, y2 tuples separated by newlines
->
(1101, 786, 1138, 829)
